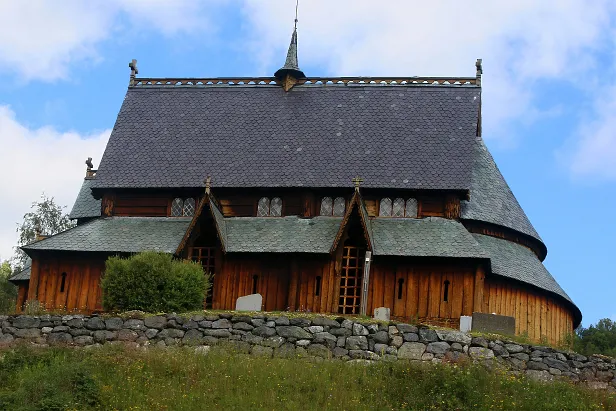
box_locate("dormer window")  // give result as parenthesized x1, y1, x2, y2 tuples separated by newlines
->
(171, 197, 196, 217)
(379, 197, 417, 218)
(320, 197, 346, 216)
(257, 197, 283, 217)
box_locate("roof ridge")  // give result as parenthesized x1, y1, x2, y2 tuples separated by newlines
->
(129, 76, 480, 89)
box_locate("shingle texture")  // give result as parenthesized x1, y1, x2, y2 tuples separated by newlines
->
(225, 216, 342, 253)
(372, 217, 488, 258)
(8, 259, 31, 282)
(22, 217, 191, 254)
(93, 86, 480, 190)
(69, 178, 101, 219)
(473, 234, 573, 306)
(461, 138, 542, 242)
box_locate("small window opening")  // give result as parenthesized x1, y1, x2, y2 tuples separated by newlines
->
(252, 275, 259, 294)
(397, 278, 404, 299)
(315, 276, 322, 296)
(443, 280, 450, 302)
(60, 272, 67, 293)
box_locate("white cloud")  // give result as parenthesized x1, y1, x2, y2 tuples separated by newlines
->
(0, 0, 224, 82)
(568, 86, 616, 179)
(240, 0, 615, 143)
(0, 106, 109, 262)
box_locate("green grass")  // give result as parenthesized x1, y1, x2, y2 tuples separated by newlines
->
(0, 346, 614, 410)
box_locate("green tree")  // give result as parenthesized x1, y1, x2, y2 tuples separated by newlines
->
(0, 261, 17, 314)
(101, 251, 210, 313)
(13, 194, 75, 268)
(574, 318, 616, 358)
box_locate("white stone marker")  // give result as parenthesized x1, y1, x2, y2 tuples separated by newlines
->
(373, 307, 390, 321)
(459, 315, 472, 333)
(235, 293, 263, 311)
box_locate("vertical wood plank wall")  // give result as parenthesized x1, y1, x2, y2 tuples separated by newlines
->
(27, 257, 105, 312)
(368, 261, 477, 328)
(483, 278, 574, 346)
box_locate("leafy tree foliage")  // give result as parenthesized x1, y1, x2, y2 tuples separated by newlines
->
(0, 261, 17, 314)
(575, 318, 616, 358)
(13, 194, 75, 268)
(101, 251, 210, 313)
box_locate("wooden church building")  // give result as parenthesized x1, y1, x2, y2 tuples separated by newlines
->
(10, 25, 581, 345)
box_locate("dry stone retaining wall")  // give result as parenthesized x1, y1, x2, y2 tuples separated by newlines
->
(1, 313, 614, 391)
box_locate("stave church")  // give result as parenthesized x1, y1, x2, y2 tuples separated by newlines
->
(10, 23, 580, 345)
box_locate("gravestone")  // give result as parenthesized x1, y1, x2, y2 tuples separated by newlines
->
(459, 316, 472, 333)
(235, 294, 262, 311)
(373, 307, 390, 321)
(471, 312, 515, 336)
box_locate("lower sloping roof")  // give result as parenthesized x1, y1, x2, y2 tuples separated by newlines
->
(8, 259, 32, 283)
(225, 216, 342, 253)
(22, 217, 191, 254)
(473, 234, 578, 315)
(69, 178, 101, 219)
(372, 217, 488, 258)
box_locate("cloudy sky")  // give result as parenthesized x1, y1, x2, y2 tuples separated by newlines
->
(1, 0, 615, 326)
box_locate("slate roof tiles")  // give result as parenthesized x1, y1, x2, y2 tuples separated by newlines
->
(92, 85, 480, 190)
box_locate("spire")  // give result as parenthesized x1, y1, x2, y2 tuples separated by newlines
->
(274, 1, 305, 91)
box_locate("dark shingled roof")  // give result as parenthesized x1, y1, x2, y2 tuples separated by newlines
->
(8, 259, 31, 282)
(372, 217, 488, 258)
(461, 138, 542, 243)
(225, 216, 342, 253)
(93, 85, 480, 190)
(69, 178, 101, 219)
(473, 234, 580, 324)
(22, 217, 191, 254)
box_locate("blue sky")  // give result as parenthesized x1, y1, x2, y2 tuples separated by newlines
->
(1, 1, 615, 327)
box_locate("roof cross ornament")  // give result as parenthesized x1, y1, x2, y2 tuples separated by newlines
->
(128, 59, 138, 87)
(352, 176, 363, 192)
(204, 176, 212, 195)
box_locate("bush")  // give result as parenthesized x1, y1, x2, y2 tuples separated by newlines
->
(0, 261, 17, 314)
(101, 251, 209, 313)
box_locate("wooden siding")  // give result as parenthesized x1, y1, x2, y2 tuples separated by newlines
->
(483, 277, 574, 346)
(111, 194, 169, 217)
(26, 256, 105, 312)
(367, 260, 478, 328)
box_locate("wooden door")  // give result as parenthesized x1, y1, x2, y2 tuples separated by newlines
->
(338, 245, 364, 314)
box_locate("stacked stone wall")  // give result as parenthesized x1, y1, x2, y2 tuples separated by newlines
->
(1, 313, 614, 391)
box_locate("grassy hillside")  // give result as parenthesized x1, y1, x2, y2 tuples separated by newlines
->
(0, 345, 614, 410)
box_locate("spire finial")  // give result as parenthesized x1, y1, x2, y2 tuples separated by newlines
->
(476, 58, 482, 86)
(274, 0, 305, 91)
(352, 176, 364, 192)
(204, 176, 212, 195)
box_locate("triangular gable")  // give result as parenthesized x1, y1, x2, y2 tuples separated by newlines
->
(330, 190, 374, 254)
(175, 192, 227, 255)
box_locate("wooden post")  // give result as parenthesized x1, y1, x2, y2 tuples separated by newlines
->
(473, 264, 485, 313)
(360, 251, 372, 316)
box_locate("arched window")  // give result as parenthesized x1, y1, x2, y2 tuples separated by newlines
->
(443, 280, 450, 302)
(257, 197, 283, 217)
(333, 197, 346, 216)
(257, 197, 270, 216)
(379, 198, 392, 216)
(320, 197, 333, 216)
(270, 197, 283, 217)
(171, 198, 197, 217)
(393, 198, 405, 217)
(397, 278, 404, 299)
(252, 275, 259, 294)
(183, 198, 196, 216)
(171, 198, 184, 216)
(405, 198, 418, 218)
